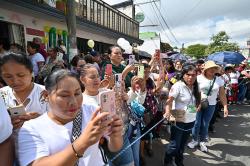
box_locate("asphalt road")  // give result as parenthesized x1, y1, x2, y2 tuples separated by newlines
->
(144, 104, 250, 166)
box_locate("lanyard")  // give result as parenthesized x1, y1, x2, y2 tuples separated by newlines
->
(184, 84, 194, 106)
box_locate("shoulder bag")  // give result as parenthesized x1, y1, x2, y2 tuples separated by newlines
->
(201, 77, 216, 110)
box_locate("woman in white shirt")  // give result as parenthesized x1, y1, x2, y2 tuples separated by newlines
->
(163, 64, 200, 166)
(17, 69, 123, 166)
(0, 53, 47, 129)
(80, 64, 135, 166)
(80, 64, 104, 108)
(188, 61, 228, 152)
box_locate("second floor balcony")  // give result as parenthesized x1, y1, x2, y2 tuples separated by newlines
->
(41, 0, 140, 39)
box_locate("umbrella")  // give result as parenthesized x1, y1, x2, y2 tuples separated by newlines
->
(169, 53, 188, 61)
(166, 51, 178, 56)
(138, 50, 152, 58)
(207, 51, 245, 64)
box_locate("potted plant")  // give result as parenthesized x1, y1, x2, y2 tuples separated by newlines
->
(56, 0, 66, 12)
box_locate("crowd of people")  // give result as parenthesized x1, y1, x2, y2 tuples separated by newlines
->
(0, 38, 250, 166)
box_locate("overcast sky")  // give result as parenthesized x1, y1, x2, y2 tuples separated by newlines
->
(103, 0, 250, 48)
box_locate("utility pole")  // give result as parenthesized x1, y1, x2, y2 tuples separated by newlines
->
(66, 0, 77, 63)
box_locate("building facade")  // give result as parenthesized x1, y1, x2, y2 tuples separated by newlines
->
(0, 0, 142, 54)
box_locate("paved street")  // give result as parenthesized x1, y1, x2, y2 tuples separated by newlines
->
(145, 104, 250, 166)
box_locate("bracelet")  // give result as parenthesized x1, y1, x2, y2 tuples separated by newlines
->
(71, 143, 83, 158)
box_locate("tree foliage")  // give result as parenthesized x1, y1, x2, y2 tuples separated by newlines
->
(184, 44, 207, 59)
(205, 31, 240, 55)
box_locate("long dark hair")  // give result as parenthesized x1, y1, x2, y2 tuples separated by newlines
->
(181, 64, 200, 106)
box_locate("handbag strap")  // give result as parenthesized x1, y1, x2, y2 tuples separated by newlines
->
(207, 77, 216, 96)
(71, 110, 83, 166)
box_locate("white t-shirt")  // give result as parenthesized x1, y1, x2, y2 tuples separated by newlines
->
(222, 74, 230, 85)
(30, 53, 45, 76)
(149, 73, 159, 81)
(229, 72, 240, 84)
(169, 81, 196, 123)
(82, 88, 108, 109)
(0, 97, 13, 143)
(197, 75, 224, 105)
(17, 104, 104, 166)
(0, 83, 48, 115)
(127, 88, 147, 104)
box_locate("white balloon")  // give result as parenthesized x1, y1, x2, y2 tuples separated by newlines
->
(117, 38, 125, 47)
(117, 38, 132, 53)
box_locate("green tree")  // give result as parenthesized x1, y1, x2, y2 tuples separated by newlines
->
(205, 31, 240, 55)
(184, 44, 207, 58)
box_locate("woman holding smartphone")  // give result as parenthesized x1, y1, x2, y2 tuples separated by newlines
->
(80, 64, 135, 166)
(0, 53, 47, 129)
(17, 69, 123, 166)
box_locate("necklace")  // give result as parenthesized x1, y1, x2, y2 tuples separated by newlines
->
(13, 83, 34, 106)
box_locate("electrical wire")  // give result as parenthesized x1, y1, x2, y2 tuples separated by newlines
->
(137, 5, 173, 44)
(153, 1, 181, 45)
(149, 2, 174, 43)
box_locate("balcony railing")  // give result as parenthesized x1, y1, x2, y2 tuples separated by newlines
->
(41, 0, 139, 38)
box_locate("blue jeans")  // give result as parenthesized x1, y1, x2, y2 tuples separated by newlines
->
(107, 130, 134, 166)
(127, 123, 141, 166)
(238, 84, 247, 102)
(165, 122, 194, 163)
(192, 105, 216, 142)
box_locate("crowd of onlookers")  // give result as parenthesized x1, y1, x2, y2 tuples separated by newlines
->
(0, 38, 250, 166)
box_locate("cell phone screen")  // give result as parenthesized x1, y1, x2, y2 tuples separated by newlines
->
(138, 65, 144, 78)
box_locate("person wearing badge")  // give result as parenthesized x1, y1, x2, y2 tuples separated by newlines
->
(163, 64, 200, 166)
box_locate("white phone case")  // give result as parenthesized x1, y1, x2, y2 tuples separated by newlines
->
(114, 74, 122, 88)
(8, 105, 26, 117)
(129, 55, 135, 65)
(99, 90, 116, 116)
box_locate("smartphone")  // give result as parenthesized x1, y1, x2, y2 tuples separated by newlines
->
(99, 90, 116, 117)
(129, 55, 135, 65)
(8, 105, 26, 117)
(137, 65, 144, 78)
(155, 49, 160, 59)
(114, 73, 122, 88)
(56, 52, 63, 62)
(105, 64, 112, 76)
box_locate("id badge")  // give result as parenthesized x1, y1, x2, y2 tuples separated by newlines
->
(187, 105, 196, 113)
